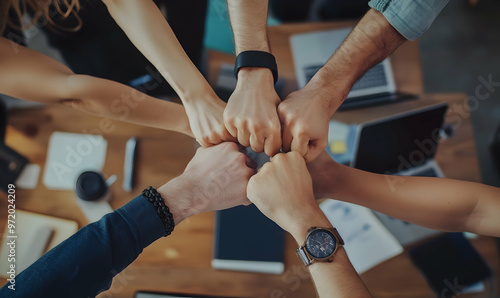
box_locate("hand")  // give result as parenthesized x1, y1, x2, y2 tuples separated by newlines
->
(184, 93, 236, 147)
(247, 151, 331, 241)
(158, 142, 256, 224)
(224, 68, 281, 156)
(277, 85, 335, 163)
(306, 150, 340, 199)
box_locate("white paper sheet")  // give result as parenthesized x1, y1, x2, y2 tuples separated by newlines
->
(320, 199, 403, 274)
(43, 132, 107, 190)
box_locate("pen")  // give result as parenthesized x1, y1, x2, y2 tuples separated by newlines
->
(122, 137, 137, 192)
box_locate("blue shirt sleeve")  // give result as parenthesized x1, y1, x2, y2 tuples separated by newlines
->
(368, 0, 449, 41)
(1, 195, 166, 298)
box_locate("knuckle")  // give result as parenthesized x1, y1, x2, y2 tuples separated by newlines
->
(226, 141, 239, 151)
(318, 138, 328, 149)
(201, 136, 211, 146)
(296, 129, 309, 139)
(223, 116, 234, 128)
(277, 106, 288, 118)
(273, 153, 286, 162)
(264, 147, 275, 157)
(259, 162, 272, 172)
(269, 120, 281, 132)
(246, 118, 255, 127)
(235, 152, 247, 164)
(222, 108, 230, 119)
(285, 113, 298, 125)
(235, 118, 247, 129)
(239, 136, 250, 147)
(288, 151, 302, 159)
(251, 144, 263, 153)
(209, 131, 218, 140)
(277, 102, 286, 112)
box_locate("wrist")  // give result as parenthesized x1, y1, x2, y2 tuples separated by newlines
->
(179, 82, 218, 105)
(286, 203, 332, 244)
(237, 67, 274, 84)
(157, 177, 200, 225)
(311, 158, 343, 199)
(305, 67, 351, 115)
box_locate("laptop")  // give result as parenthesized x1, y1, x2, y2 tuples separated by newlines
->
(290, 28, 414, 110)
(350, 103, 448, 178)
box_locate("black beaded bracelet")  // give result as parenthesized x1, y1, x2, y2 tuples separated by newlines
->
(141, 186, 175, 236)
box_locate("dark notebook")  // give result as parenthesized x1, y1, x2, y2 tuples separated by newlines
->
(212, 204, 285, 274)
(409, 233, 492, 297)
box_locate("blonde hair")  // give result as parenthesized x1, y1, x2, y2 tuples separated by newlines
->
(1, 0, 82, 34)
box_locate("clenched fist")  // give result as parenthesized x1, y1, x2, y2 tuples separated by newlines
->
(224, 68, 282, 157)
(247, 151, 325, 239)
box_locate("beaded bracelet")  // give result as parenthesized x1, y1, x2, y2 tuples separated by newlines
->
(141, 186, 175, 236)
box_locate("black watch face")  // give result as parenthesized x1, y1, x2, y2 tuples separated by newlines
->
(305, 229, 337, 259)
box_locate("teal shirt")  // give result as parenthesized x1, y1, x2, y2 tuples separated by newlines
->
(369, 0, 449, 41)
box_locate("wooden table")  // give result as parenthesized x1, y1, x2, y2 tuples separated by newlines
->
(1, 22, 498, 297)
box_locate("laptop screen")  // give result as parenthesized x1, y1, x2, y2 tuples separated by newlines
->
(353, 104, 448, 174)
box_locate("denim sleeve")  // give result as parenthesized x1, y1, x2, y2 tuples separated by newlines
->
(0, 195, 165, 298)
(368, 0, 449, 40)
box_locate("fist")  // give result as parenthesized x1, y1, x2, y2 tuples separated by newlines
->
(277, 88, 331, 163)
(178, 142, 256, 213)
(224, 68, 282, 156)
(247, 151, 318, 234)
(184, 95, 236, 147)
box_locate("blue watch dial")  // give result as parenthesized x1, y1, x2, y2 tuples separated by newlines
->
(305, 229, 337, 259)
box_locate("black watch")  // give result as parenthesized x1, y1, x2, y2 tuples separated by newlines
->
(296, 226, 344, 266)
(234, 50, 278, 84)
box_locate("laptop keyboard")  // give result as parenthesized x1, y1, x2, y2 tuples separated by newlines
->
(412, 168, 439, 177)
(303, 63, 387, 91)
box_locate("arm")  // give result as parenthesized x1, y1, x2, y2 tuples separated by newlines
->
(308, 151, 500, 237)
(1, 196, 169, 297)
(0, 37, 192, 137)
(278, 8, 406, 163)
(224, 0, 281, 156)
(101, 0, 234, 146)
(247, 152, 371, 297)
(0, 142, 254, 297)
(278, 0, 448, 162)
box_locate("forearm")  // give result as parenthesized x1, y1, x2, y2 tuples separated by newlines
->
(308, 8, 406, 113)
(102, 0, 213, 103)
(64, 75, 193, 137)
(0, 196, 166, 297)
(227, 0, 275, 87)
(227, 0, 270, 54)
(0, 38, 193, 136)
(309, 248, 371, 297)
(323, 162, 500, 236)
(0, 181, 197, 297)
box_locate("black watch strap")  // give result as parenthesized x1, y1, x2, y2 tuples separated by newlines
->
(234, 50, 278, 84)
